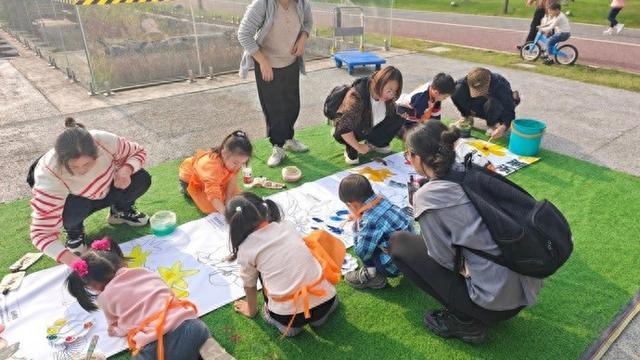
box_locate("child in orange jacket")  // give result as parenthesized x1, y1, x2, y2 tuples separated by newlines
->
(179, 131, 252, 214)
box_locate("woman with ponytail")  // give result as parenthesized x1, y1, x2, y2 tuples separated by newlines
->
(389, 121, 542, 344)
(66, 238, 217, 359)
(29, 117, 151, 267)
(225, 192, 338, 337)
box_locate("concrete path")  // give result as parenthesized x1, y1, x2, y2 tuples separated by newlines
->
(0, 46, 638, 359)
(211, 0, 640, 73)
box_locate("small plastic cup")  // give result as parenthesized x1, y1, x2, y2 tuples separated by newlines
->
(150, 211, 177, 237)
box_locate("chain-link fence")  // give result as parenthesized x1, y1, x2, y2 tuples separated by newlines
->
(0, 0, 394, 93)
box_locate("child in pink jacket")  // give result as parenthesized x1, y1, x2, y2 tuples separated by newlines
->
(65, 238, 215, 360)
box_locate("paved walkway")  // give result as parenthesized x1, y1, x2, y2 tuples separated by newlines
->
(213, 0, 640, 73)
(0, 40, 638, 358)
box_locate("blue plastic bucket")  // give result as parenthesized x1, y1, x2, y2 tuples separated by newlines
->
(508, 119, 546, 156)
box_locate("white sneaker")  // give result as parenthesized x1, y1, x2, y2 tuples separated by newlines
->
(344, 151, 359, 165)
(267, 146, 286, 167)
(615, 23, 624, 34)
(368, 143, 392, 154)
(283, 138, 309, 153)
(603, 27, 614, 35)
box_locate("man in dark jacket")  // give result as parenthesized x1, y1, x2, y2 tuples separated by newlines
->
(451, 68, 520, 140)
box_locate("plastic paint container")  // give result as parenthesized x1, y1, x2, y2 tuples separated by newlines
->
(150, 211, 177, 237)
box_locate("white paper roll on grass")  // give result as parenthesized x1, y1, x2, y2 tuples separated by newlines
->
(282, 166, 302, 183)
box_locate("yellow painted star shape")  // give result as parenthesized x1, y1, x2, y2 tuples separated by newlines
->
(126, 245, 151, 268)
(468, 140, 507, 157)
(353, 166, 395, 182)
(158, 261, 199, 298)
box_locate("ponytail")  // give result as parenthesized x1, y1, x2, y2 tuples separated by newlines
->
(213, 130, 253, 158)
(66, 272, 98, 312)
(224, 193, 282, 259)
(406, 121, 460, 178)
(64, 239, 127, 312)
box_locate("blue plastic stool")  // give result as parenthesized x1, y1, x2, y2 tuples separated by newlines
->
(333, 51, 386, 75)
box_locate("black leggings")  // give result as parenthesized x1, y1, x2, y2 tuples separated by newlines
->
(608, 7, 622, 28)
(389, 231, 523, 324)
(62, 169, 151, 239)
(333, 114, 404, 160)
(526, 7, 546, 43)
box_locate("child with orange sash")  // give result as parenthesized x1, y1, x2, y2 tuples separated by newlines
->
(65, 238, 220, 360)
(226, 192, 343, 337)
(179, 131, 252, 214)
(339, 174, 413, 290)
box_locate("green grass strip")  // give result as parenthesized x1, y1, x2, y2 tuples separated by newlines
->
(2, 124, 639, 359)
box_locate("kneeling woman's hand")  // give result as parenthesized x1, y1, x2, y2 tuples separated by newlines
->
(357, 143, 371, 155)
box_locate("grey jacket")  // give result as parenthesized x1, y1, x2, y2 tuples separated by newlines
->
(413, 171, 543, 311)
(237, 0, 313, 78)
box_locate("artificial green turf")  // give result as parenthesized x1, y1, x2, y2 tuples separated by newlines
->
(1, 124, 639, 359)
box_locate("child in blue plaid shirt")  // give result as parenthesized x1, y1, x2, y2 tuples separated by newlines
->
(339, 174, 413, 289)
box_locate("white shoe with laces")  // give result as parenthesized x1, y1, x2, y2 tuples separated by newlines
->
(344, 151, 359, 165)
(603, 27, 614, 35)
(267, 146, 286, 167)
(615, 23, 625, 34)
(283, 138, 309, 153)
(367, 143, 392, 154)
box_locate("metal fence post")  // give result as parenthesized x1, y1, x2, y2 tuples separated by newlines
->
(189, 0, 203, 77)
(75, 5, 97, 95)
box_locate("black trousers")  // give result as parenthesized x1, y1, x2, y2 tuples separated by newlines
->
(254, 60, 301, 147)
(526, 7, 546, 43)
(333, 115, 404, 160)
(608, 7, 622, 27)
(389, 231, 523, 324)
(258, 272, 337, 327)
(62, 169, 151, 239)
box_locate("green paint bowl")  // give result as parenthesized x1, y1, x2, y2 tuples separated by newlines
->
(150, 211, 177, 237)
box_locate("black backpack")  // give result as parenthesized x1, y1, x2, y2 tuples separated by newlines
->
(444, 154, 573, 278)
(323, 85, 350, 120)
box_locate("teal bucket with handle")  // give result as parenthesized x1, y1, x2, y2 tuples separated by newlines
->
(508, 119, 546, 156)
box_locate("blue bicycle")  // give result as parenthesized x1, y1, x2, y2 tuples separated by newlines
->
(520, 31, 579, 65)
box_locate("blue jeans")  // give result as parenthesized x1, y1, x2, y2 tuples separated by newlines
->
(134, 318, 210, 360)
(547, 32, 570, 56)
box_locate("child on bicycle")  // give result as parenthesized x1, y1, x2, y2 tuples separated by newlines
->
(538, 2, 571, 65)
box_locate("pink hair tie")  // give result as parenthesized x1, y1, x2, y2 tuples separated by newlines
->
(71, 260, 89, 277)
(91, 238, 111, 251)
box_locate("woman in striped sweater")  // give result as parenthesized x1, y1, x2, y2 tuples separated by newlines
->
(29, 118, 151, 266)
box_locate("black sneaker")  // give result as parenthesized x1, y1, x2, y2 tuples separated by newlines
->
(423, 309, 488, 344)
(108, 206, 149, 227)
(66, 233, 87, 255)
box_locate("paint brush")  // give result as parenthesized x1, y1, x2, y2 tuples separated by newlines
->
(85, 335, 99, 360)
(373, 157, 388, 166)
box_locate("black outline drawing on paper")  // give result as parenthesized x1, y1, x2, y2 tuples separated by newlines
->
(196, 248, 243, 288)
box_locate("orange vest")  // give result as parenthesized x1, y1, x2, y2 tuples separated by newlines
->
(179, 150, 237, 214)
(127, 296, 198, 360)
(267, 230, 346, 334)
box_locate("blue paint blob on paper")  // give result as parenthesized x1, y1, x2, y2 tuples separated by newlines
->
(312, 217, 324, 223)
(335, 210, 349, 216)
(327, 225, 344, 235)
(330, 216, 345, 221)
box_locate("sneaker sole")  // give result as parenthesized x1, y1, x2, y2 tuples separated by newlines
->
(346, 279, 387, 290)
(283, 145, 309, 153)
(424, 316, 488, 344)
(107, 217, 149, 227)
